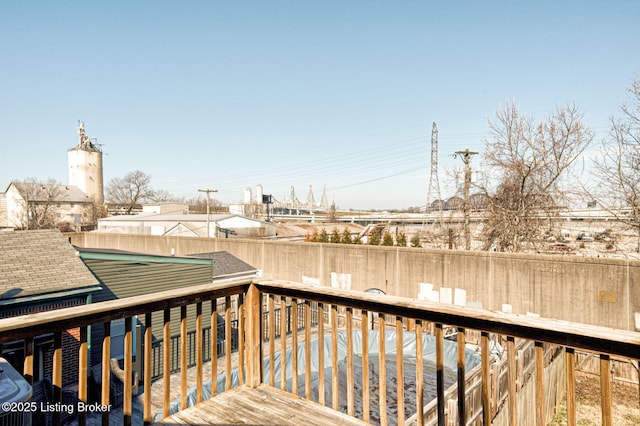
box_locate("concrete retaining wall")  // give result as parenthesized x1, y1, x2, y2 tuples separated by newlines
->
(69, 233, 640, 331)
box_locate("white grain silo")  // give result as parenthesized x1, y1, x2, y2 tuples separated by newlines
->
(244, 187, 253, 204)
(256, 184, 263, 203)
(68, 122, 104, 204)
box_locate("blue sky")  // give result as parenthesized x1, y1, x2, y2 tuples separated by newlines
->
(1, 1, 638, 210)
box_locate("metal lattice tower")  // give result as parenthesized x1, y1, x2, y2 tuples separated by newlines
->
(426, 122, 442, 212)
(319, 185, 328, 209)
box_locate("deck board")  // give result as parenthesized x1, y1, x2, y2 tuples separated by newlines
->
(156, 384, 369, 425)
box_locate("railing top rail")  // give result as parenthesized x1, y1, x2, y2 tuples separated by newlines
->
(255, 280, 640, 359)
(0, 277, 252, 344)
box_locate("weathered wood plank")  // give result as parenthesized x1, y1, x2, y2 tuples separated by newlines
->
(224, 295, 232, 390)
(195, 302, 203, 404)
(331, 303, 339, 411)
(416, 320, 424, 426)
(143, 313, 152, 425)
(347, 307, 354, 416)
(305, 300, 312, 400)
(481, 331, 491, 426)
(457, 327, 466, 425)
(292, 298, 299, 396)
(318, 302, 325, 406)
(78, 327, 88, 426)
(535, 341, 545, 426)
(245, 284, 262, 388)
(159, 384, 369, 426)
(396, 315, 404, 426)
(268, 293, 276, 387)
(210, 299, 217, 397)
(180, 306, 187, 410)
(507, 336, 517, 426)
(435, 323, 444, 424)
(280, 296, 287, 391)
(379, 314, 388, 426)
(566, 347, 576, 426)
(124, 317, 133, 426)
(362, 309, 370, 423)
(102, 322, 111, 425)
(600, 354, 612, 426)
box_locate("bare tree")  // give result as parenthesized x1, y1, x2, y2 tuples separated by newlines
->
(481, 101, 593, 252)
(593, 77, 640, 250)
(16, 178, 64, 230)
(185, 196, 226, 214)
(83, 201, 108, 230)
(105, 170, 157, 214)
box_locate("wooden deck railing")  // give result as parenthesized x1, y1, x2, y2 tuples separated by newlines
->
(0, 277, 639, 426)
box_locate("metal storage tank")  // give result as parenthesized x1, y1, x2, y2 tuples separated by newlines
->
(243, 187, 252, 204)
(256, 184, 263, 203)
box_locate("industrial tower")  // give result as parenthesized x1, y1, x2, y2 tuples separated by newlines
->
(426, 122, 441, 212)
(68, 122, 104, 204)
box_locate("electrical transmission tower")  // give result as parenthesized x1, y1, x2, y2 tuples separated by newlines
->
(426, 122, 442, 213)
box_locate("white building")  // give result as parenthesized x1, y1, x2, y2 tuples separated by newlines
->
(96, 213, 276, 238)
(0, 122, 104, 230)
(3, 182, 93, 230)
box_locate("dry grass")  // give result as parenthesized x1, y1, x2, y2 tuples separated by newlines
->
(549, 372, 640, 425)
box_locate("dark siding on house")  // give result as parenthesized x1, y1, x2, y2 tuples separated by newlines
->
(82, 258, 215, 367)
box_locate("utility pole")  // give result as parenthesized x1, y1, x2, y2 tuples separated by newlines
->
(198, 188, 218, 238)
(454, 149, 478, 250)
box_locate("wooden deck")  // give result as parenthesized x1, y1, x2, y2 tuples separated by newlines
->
(156, 384, 369, 425)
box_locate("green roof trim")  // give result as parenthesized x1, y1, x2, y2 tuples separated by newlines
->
(79, 251, 215, 266)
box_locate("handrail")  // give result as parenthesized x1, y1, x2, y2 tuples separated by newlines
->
(254, 280, 640, 359)
(0, 277, 252, 344)
(1, 277, 639, 425)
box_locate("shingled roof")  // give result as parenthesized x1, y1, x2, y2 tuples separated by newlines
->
(188, 251, 258, 279)
(0, 230, 99, 301)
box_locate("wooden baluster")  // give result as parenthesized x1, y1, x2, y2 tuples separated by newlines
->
(600, 354, 612, 426)
(162, 310, 170, 419)
(23, 337, 34, 384)
(379, 314, 388, 426)
(362, 310, 370, 422)
(180, 306, 188, 410)
(535, 341, 545, 426)
(280, 296, 287, 391)
(347, 307, 354, 416)
(435, 323, 444, 426)
(245, 284, 262, 388)
(78, 327, 88, 426)
(481, 331, 491, 425)
(396, 315, 404, 425)
(238, 294, 245, 385)
(124, 317, 133, 426)
(53, 331, 62, 426)
(416, 320, 424, 426)
(292, 298, 299, 396)
(318, 303, 325, 405)
(225, 296, 232, 390)
(211, 299, 218, 397)
(305, 300, 312, 400)
(507, 336, 517, 426)
(144, 313, 152, 425)
(102, 322, 112, 425)
(457, 327, 466, 426)
(195, 302, 203, 403)
(566, 347, 576, 426)
(331, 303, 339, 411)
(268, 294, 276, 387)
